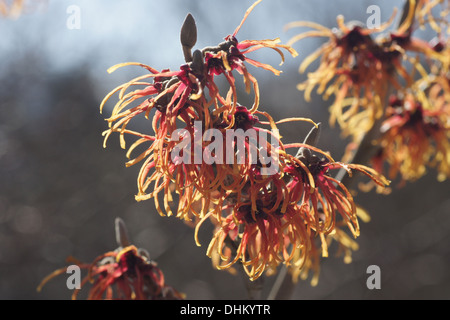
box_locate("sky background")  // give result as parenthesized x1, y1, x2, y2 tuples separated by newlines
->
(1, 0, 449, 300)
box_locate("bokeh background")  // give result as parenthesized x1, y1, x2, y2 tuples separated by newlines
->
(1, 0, 449, 300)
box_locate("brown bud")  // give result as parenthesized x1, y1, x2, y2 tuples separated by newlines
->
(115, 217, 131, 248)
(180, 13, 197, 62)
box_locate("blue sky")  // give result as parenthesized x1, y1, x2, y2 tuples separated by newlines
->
(0, 0, 410, 150)
(1, 0, 403, 81)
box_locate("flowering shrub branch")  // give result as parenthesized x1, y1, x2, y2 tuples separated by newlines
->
(37, 0, 449, 300)
(287, 0, 449, 189)
(37, 218, 184, 300)
(97, 0, 389, 294)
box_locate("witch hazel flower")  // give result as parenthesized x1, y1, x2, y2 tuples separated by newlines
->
(288, 205, 370, 287)
(201, 0, 297, 126)
(100, 0, 298, 221)
(194, 121, 389, 281)
(284, 1, 447, 141)
(415, 0, 450, 33)
(37, 218, 184, 300)
(98, 0, 391, 286)
(372, 91, 450, 184)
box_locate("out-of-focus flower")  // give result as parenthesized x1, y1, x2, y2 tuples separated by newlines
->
(0, 0, 24, 18)
(284, 2, 445, 141)
(287, 233, 321, 287)
(415, 0, 450, 33)
(285, 14, 405, 140)
(372, 90, 450, 183)
(37, 218, 184, 300)
(0, 0, 45, 19)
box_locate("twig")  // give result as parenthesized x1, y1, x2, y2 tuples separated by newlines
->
(334, 106, 385, 188)
(267, 263, 294, 300)
(224, 235, 265, 300)
(241, 272, 265, 300)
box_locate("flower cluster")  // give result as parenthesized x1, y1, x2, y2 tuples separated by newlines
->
(372, 89, 450, 184)
(415, 0, 450, 33)
(199, 125, 388, 281)
(286, 1, 447, 139)
(100, 0, 296, 222)
(100, 0, 389, 284)
(37, 219, 183, 300)
(287, 0, 450, 191)
(369, 18, 450, 186)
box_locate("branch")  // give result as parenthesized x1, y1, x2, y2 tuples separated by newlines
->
(224, 235, 265, 300)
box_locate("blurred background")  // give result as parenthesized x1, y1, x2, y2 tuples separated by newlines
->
(0, 0, 449, 300)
